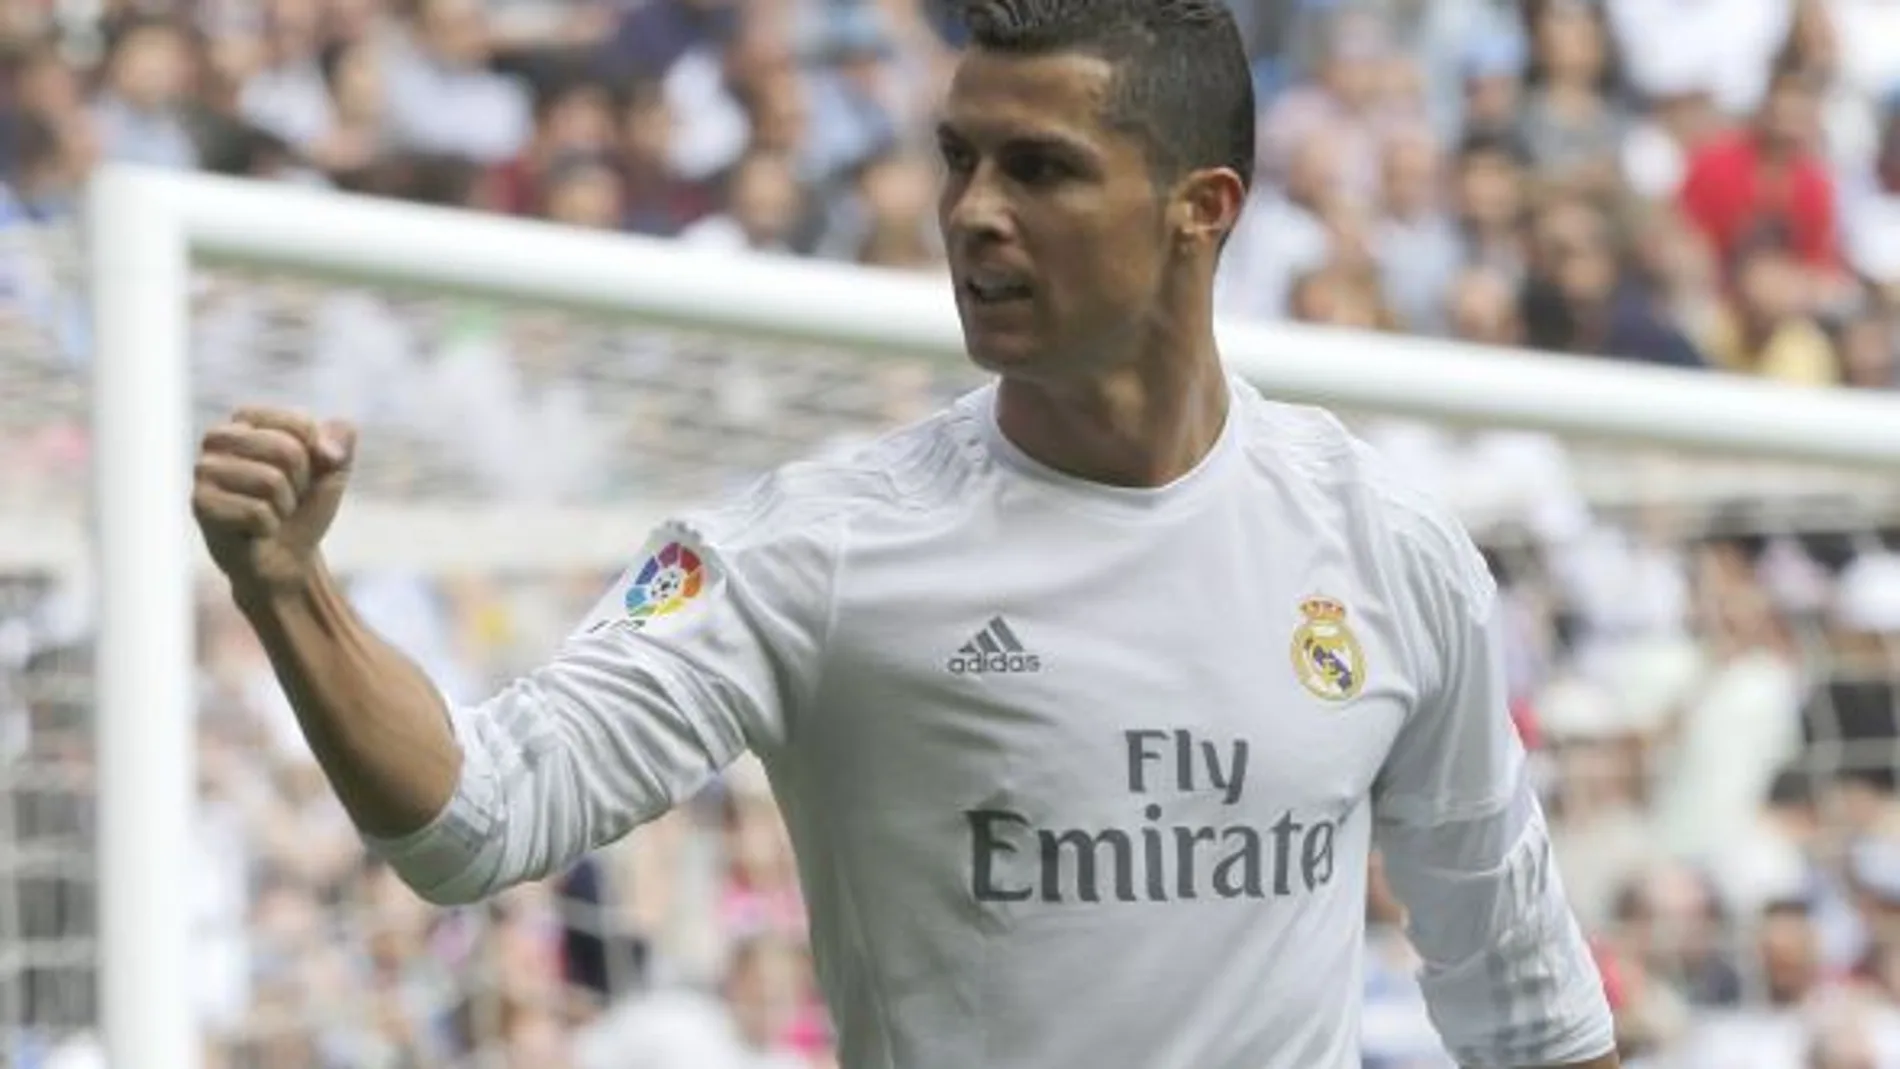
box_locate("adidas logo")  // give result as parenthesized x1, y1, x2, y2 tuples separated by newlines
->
(947, 616, 1042, 675)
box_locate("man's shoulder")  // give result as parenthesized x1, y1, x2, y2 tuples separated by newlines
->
(678, 392, 986, 555)
(1236, 388, 1430, 520)
(589, 399, 984, 637)
(1238, 388, 1494, 608)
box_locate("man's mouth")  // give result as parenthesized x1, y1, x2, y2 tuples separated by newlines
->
(963, 270, 1033, 305)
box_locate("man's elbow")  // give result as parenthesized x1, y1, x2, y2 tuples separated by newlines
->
(390, 859, 503, 907)
(406, 872, 486, 908)
(367, 816, 513, 907)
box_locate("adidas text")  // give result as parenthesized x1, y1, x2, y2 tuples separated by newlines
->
(948, 651, 1043, 675)
(948, 616, 1042, 674)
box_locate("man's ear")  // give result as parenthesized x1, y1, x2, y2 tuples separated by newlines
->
(1168, 166, 1246, 249)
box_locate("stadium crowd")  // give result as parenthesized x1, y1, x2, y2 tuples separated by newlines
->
(2, 0, 1900, 1067)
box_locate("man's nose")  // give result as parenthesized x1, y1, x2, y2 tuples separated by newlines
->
(944, 168, 1013, 248)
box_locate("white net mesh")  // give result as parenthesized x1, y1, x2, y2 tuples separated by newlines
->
(3, 223, 1900, 1069)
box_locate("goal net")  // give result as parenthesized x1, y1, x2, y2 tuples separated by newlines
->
(3, 167, 1900, 1069)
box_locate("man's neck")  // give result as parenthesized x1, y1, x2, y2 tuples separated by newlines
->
(992, 333, 1230, 489)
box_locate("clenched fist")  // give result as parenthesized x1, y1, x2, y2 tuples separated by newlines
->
(192, 407, 356, 594)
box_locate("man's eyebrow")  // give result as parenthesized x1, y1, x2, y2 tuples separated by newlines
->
(934, 120, 1097, 160)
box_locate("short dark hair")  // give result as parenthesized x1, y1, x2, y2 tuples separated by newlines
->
(961, 0, 1255, 194)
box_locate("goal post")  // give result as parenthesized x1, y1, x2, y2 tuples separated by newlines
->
(79, 163, 1900, 1069)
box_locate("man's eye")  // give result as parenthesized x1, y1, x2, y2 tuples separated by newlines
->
(1006, 155, 1066, 186)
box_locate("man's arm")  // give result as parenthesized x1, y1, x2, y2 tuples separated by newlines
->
(193, 408, 833, 905)
(235, 563, 461, 840)
(1369, 519, 1618, 1069)
(194, 409, 460, 841)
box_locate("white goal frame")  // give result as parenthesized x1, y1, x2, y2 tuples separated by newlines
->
(84, 163, 1900, 1069)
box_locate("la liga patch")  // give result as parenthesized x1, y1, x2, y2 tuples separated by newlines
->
(624, 537, 707, 625)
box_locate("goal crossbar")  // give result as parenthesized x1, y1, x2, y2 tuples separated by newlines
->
(83, 164, 1900, 1069)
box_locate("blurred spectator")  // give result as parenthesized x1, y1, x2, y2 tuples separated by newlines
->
(0, 114, 81, 222)
(540, 150, 623, 229)
(309, 37, 388, 187)
(1678, 64, 1841, 278)
(1518, 0, 1627, 197)
(1626, 201, 1728, 353)
(1704, 235, 1843, 383)
(1759, 898, 1827, 1006)
(383, 0, 531, 163)
(1, 36, 98, 200)
(1777, 0, 1885, 179)
(91, 15, 198, 170)
(1457, 25, 1528, 141)
(681, 149, 804, 255)
(239, 0, 335, 155)
(813, 146, 938, 266)
(1519, 194, 1706, 366)
(800, 5, 903, 187)
(1216, 125, 1342, 320)
(1837, 305, 1900, 388)
(1445, 265, 1524, 345)
(1374, 129, 1461, 333)
(1613, 862, 1744, 1009)
(1540, 673, 1663, 931)
(1257, 8, 1418, 206)
(1652, 537, 1808, 859)
(1451, 129, 1530, 280)
(479, 71, 614, 215)
(617, 75, 715, 236)
(1709, 767, 1829, 923)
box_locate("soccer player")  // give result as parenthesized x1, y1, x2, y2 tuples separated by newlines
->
(190, 1, 1619, 1066)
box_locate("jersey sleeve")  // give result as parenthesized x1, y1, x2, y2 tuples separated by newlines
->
(364, 476, 839, 905)
(1371, 519, 1615, 1069)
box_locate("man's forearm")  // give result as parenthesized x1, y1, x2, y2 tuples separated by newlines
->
(235, 559, 461, 839)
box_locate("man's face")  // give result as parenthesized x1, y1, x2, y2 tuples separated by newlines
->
(936, 48, 1172, 377)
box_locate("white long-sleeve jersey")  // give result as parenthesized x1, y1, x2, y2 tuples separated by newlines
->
(370, 378, 1615, 1069)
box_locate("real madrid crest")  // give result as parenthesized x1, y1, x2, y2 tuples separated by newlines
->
(1291, 596, 1366, 703)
